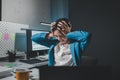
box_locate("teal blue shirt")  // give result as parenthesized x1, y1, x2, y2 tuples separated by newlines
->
(31, 31, 90, 66)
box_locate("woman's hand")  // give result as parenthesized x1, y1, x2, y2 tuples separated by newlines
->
(57, 21, 72, 36)
(50, 22, 56, 30)
(49, 21, 72, 37)
(46, 22, 56, 39)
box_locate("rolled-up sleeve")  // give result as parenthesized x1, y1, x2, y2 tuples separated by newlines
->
(66, 31, 91, 51)
(31, 32, 58, 47)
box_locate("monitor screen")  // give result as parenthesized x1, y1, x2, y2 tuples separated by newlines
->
(14, 33, 27, 52)
(32, 30, 49, 51)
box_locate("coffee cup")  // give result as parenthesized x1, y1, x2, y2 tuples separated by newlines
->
(15, 69, 29, 80)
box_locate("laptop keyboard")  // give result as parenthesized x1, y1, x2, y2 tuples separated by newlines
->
(19, 59, 47, 64)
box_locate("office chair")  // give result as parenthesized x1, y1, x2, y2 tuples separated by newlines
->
(39, 66, 112, 80)
(81, 56, 98, 66)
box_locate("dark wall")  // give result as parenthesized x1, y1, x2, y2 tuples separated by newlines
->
(50, 0, 68, 22)
(69, 0, 120, 79)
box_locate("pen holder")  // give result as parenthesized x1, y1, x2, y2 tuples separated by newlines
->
(7, 50, 16, 62)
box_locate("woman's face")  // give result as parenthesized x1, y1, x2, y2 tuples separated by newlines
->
(53, 30, 68, 44)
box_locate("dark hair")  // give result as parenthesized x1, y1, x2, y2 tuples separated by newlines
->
(52, 18, 71, 32)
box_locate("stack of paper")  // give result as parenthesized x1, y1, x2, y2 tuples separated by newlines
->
(0, 66, 12, 78)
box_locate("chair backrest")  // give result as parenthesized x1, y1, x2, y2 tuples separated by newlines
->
(39, 66, 112, 80)
(81, 56, 98, 66)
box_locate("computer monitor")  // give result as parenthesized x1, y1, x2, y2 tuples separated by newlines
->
(14, 33, 27, 53)
(19, 29, 49, 60)
(31, 30, 49, 51)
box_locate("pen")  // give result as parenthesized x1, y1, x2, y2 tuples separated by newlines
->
(40, 22, 51, 26)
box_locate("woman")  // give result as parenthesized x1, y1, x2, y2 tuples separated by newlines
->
(31, 18, 91, 66)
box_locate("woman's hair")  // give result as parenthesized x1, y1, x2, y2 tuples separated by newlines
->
(52, 18, 71, 32)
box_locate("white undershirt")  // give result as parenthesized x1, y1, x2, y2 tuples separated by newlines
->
(54, 43, 73, 66)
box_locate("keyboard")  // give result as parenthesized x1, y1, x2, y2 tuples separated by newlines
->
(19, 59, 48, 64)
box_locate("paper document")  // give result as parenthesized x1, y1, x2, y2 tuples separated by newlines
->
(0, 66, 12, 78)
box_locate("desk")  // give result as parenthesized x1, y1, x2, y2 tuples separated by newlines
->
(0, 59, 48, 80)
(0, 68, 39, 80)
